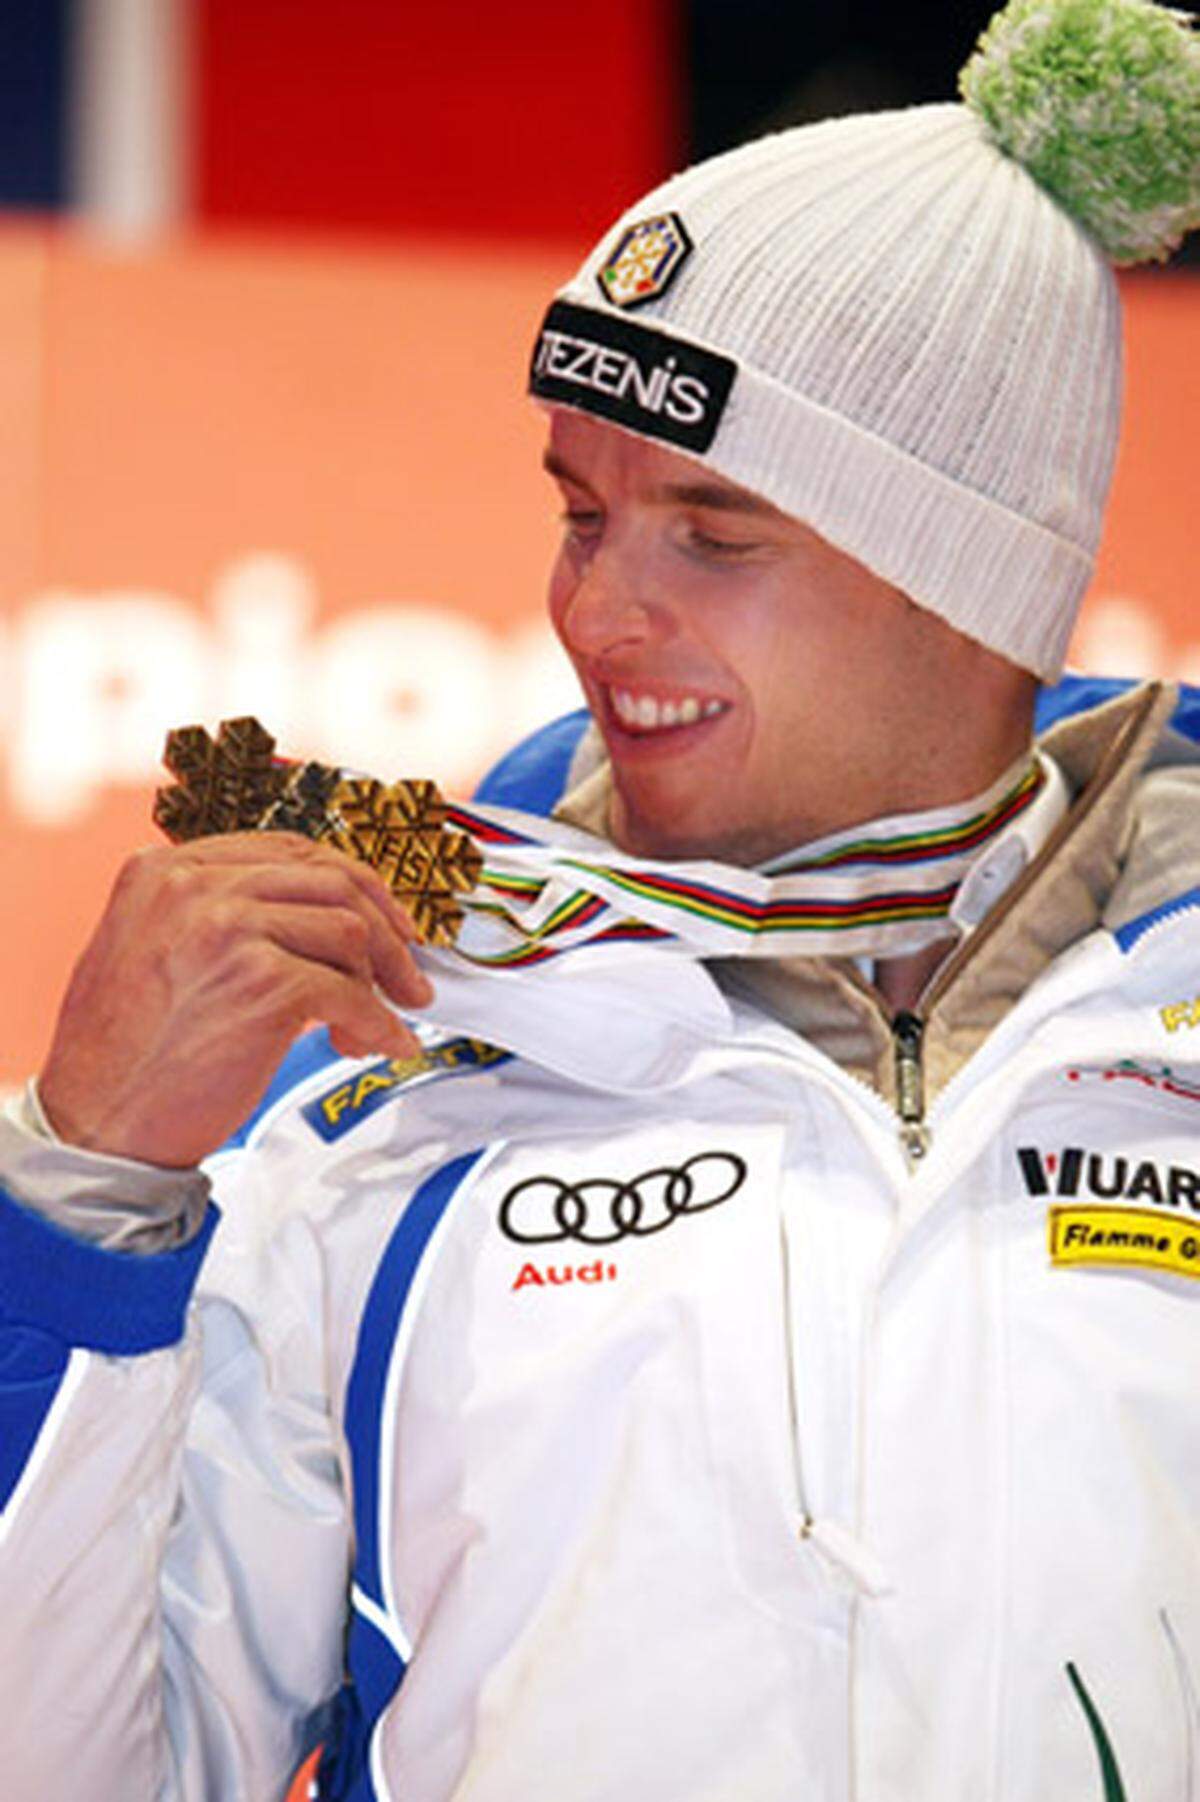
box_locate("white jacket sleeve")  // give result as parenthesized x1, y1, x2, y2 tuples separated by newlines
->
(0, 1123, 352, 1802)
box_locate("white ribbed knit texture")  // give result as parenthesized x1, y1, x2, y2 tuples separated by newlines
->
(556, 104, 1124, 678)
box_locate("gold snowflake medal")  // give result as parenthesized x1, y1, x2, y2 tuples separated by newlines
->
(153, 716, 482, 947)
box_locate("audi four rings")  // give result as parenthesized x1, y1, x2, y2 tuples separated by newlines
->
(498, 1151, 748, 1246)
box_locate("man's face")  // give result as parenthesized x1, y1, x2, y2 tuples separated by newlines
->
(545, 411, 958, 864)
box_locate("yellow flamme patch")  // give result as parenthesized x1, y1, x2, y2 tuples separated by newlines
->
(1049, 1205, 1200, 1281)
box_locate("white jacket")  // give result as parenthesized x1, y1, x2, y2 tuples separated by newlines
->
(1, 680, 1198, 1802)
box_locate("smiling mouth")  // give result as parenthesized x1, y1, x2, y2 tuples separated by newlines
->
(606, 687, 730, 735)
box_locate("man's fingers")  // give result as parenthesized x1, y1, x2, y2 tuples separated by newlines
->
(220, 864, 432, 991)
(284, 965, 423, 1062)
(282, 846, 424, 946)
(252, 902, 433, 1008)
(139, 831, 426, 944)
(130, 837, 435, 1002)
(328, 1018, 424, 1062)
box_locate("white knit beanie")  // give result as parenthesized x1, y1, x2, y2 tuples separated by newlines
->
(529, 0, 1200, 679)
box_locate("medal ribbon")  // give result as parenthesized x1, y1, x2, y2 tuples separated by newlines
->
(445, 756, 1046, 968)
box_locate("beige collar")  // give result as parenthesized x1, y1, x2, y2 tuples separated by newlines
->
(555, 681, 1181, 1104)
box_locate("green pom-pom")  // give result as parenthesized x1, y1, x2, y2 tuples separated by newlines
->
(960, 0, 1200, 263)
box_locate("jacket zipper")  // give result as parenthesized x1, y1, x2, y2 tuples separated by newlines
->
(892, 1009, 929, 1166)
(876, 685, 1168, 1166)
(891, 884, 1200, 1170)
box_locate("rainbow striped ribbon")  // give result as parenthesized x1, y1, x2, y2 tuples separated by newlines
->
(444, 756, 1045, 968)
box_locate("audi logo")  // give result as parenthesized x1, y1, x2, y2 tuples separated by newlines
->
(498, 1151, 747, 1246)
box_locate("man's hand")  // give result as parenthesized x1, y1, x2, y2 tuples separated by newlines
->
(39, 833, 435, 1170)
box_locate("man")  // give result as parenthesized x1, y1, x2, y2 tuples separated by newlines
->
(2, 1, 1199, 1797)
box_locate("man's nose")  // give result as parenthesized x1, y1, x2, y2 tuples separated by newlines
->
(558, 544, 656, 657)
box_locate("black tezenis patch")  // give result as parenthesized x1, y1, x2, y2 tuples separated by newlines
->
(529, 300, 736, 454)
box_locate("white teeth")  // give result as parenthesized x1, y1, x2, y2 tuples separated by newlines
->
(609, 687, 725, 732)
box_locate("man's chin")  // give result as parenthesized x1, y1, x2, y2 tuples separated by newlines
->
(608, 794, 751, 865)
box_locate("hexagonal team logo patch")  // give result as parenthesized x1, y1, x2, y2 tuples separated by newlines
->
(596, 212, 693, 311)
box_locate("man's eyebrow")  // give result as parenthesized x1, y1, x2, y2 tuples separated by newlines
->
(656, 480, 778, 516)
(541, 451, 777, 517)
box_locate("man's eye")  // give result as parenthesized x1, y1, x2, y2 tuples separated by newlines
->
(561, 509, 603, 539)
(687, 525, 755, 558)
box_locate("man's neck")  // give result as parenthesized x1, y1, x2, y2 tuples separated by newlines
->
(873, 939, 953, 1015)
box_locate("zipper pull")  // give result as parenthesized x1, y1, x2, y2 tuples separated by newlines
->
(799, 1515, 894, 1598)
(892, 1009, 929, 1165)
